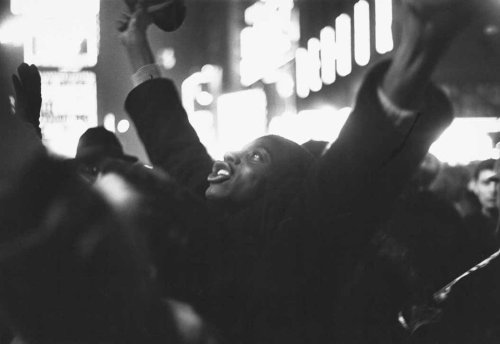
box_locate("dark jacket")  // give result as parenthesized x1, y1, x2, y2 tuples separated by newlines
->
(125, 61, 453, 344)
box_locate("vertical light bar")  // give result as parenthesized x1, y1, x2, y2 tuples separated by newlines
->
(307, 38, 322, 92)
(375, 0, 393, 54)
(335, 14, 352, 77)
(295, 47, 310, 98)
(320, 26, 336, 85)
(354, 0, 370, 66)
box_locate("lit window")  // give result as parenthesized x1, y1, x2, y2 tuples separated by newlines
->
(335, 14, 352, 77)
(354, 0, 370, 66)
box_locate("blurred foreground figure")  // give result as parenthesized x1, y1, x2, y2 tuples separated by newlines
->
(0, 62, 216, 343)
(116, 0, 480, 343)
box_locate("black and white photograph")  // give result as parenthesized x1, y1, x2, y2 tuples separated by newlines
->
(0, 0, 500, 343)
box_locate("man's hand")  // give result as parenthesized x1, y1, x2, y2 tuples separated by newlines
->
(401, 0, 476, 41)
(117, 1, 154, 47)
(12, 63, 42, 138)
(117, 0, 156, 73)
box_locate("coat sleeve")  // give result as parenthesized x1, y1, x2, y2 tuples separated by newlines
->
(310, 61, 453, 237)
(125, 78, 214, 196)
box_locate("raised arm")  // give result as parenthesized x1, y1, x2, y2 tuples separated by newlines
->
(119, 3, 213, 196)
(313, 0, 476, 228)
(11, 63, 43, 139)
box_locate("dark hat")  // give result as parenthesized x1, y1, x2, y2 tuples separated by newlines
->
(75, 127, 137, 163)
(254, 135, 314, 182)
(125, 0, 186, 32)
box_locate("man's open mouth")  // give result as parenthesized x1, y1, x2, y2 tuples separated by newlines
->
(207, 161, 232, 183)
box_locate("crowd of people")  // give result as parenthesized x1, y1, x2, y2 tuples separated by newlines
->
(0, 0, 498, 343)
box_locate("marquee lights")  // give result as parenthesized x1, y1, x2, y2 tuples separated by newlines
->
(307, 38, 322, 92)
(295, 0, 394, 96)
(320, 26, 336, 85)
(335, 14, 352, 77)
(354, 0, 370, 66)
(295, 47, 310, 98)
(375, 0, 393, 54)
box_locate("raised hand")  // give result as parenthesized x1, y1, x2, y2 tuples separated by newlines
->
(12, 63, 42, 138)
(117, 1, 153, 46)
(401, 0, 478, 39)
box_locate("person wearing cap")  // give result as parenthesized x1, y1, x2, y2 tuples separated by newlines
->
(116, 0, 478, 343)
(74, 126, 138, 184)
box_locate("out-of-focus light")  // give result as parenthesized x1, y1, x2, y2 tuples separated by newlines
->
(117, 119, 130, 133)
(182, 72, 202, 114)
(195, 91, 214, 106)
(158, 48, 176, 70)
(188, 110, 216, 155)
(217, 89, 267, 153)
(268, 107, 352, 144)
(295, 47, 310, 98)
(201, 64, 218, 77)
(104, 113, 116, 133)
(0, 17, 26, 45)
(354, 0, 370, 66)
(429, 118, 500, 165)
(307, 38, 322, 92)
(335, 14, 352, 77)
(11, 0, 100, 16)
(320, 26, 336, 85)
(276, 72, 295, 98)
(40, 71, 97, 157)
(375, 0, 393, 54)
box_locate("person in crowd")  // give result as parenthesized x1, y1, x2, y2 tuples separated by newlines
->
(430, 164, 474, 217)
(73, 126, 139, 184)
(0, 61, 216, 343)
(462, 159, 500, 262)
(333, 153, 467, 343)
(116, 0, 479, 343)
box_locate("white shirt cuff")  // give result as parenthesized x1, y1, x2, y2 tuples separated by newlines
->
(377, 86, 419, 130)
(131, 64, 162, 87)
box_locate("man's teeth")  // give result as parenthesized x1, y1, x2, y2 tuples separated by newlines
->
(217, 169, 230, 176)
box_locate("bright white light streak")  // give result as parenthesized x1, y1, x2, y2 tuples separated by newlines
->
(375, 0, 393, 54)
(335, 14, 352, 77)
(295, 47, 310, 98)
(354, 0, 370, 66)
(320, 26, 336, 85)
(307, 38, 322, 92)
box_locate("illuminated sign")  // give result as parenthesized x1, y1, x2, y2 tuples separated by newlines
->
(240, 0, 299, 86)
(10, 0, 100, 70)
(296, 0, 393, 97)
(40, 71, 98, 157)
(217, 89, 267, 153)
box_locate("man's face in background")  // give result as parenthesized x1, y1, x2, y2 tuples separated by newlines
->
(471, 169, 499, 214)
